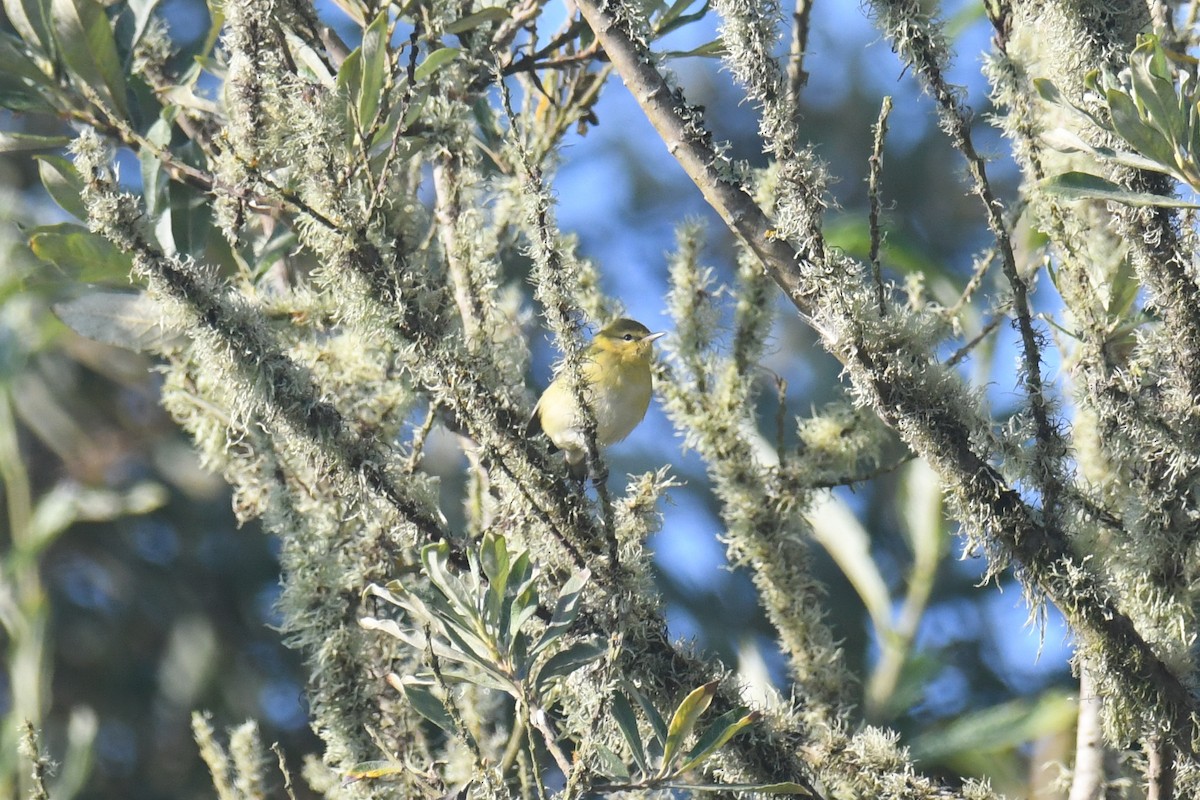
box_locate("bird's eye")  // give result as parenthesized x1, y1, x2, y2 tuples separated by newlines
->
(623, 333, 634, 341)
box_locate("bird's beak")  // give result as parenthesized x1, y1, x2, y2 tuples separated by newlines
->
(643, 331, 667, 343)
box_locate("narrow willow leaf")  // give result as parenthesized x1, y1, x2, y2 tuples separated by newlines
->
(481, 532, 511, 635)
(675, 709, 759, 775)
(35, 155, 86, 219)
(335, 47, 363, 131)
(530, 567, 589, 656)
(533, 639, 605, 693)
(507, 576, 539, 653)
(444, 6, 508, 34)
(438, 610, 501, 672)
(630, 686, 668, 747)
(0, 31, 48, 85)
(1106, 87, 1174, 170)
(414, 47, 459, 82)
(593, 743, 630, 782)
(1039, 127, 1173, 175)
(654, 0, 708, 35)
(357, 10, 388, 130)
(421, 542, 478, 618)
(658, 681, 718, 776)
(51, 0, 129, 117)
(1040, 171, 1200, 208)
(357, 615, 417, 646)
(31, 225, 132, 281)
(612, 693, 649, 774)
(400, 678, 455, 733)
(362, 581, 406, 607)
(52, 291, 185, 352)
(3, 0, 54, 59)
(505, 551, 536, 642)
(909, 690, 1076, 762)
(0, 132, 70, 152)
(662, 39, 725, 58)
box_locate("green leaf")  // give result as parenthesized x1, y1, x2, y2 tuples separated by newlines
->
(399, 677, 455, 733)
(662, 39, 725, 59)
(4, 0, 54, 59)
(533, 639, 605, 693)
(357, 10, 388, 130)
(675, 708, 759, 775)
(1032, 77, 1064, 105)
(52, 291, 186, 352)
(909, 691, 1076, 763)
(480, 531, 510, 629)
(414, 47, 459, 82)
(1039, 127, 1174, 176)
(444, 7, 508, 34)
(612, 693, 649, 775)
(530, 567, 589, 656)
(0, 132, 70, 152)
(335, 47, 362, 131)
(51, 0, 129, 118)
(1128, 36, 1180, 143)
(0, 31, 49, 85)
(593, 743, 630, 782)
(31, 226, 132, 282)
(1106, 87, 1174, 169)
(35, 155, 86, 219)
(421, 541, 478, 618)
(658, 681, 718, 776)
(1040, 171, 1200, 208)
(654, 0, 707, 34)
(507, 575, 539, 651)
(630, 686, 668, 747)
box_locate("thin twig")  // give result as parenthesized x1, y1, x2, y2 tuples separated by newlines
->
(945, 313, 1005, 368)
(270, 743, 299, 800)
(868, 96, 892, 315)
(404, 403, 439, 473)
(786, 0, 814, 110)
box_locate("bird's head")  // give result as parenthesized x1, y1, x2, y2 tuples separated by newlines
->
(592, 318, 666, 363)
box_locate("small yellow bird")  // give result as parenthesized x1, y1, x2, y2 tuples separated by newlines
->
(528, 318, 666, 476)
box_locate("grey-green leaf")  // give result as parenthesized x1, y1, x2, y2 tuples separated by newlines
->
(534, 639, 605, 693)
(414, 47, 459, 82)
(1041, 171, 1200, 208)
(35, 155, 86, 219)
(52, 291, 186, 352)
(0, 132, 70, 152)
(357, 10, 388, 130)
(444, 7, 508, 34)
(51, 0, 129, 117)
(400, 679, 455, 733)
(676, 708, 759, 775)
(530, 567, 589, 656)
(612, 693, 649, 775)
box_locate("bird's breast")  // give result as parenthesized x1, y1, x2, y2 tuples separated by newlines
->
(591, 362, 653, 445)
